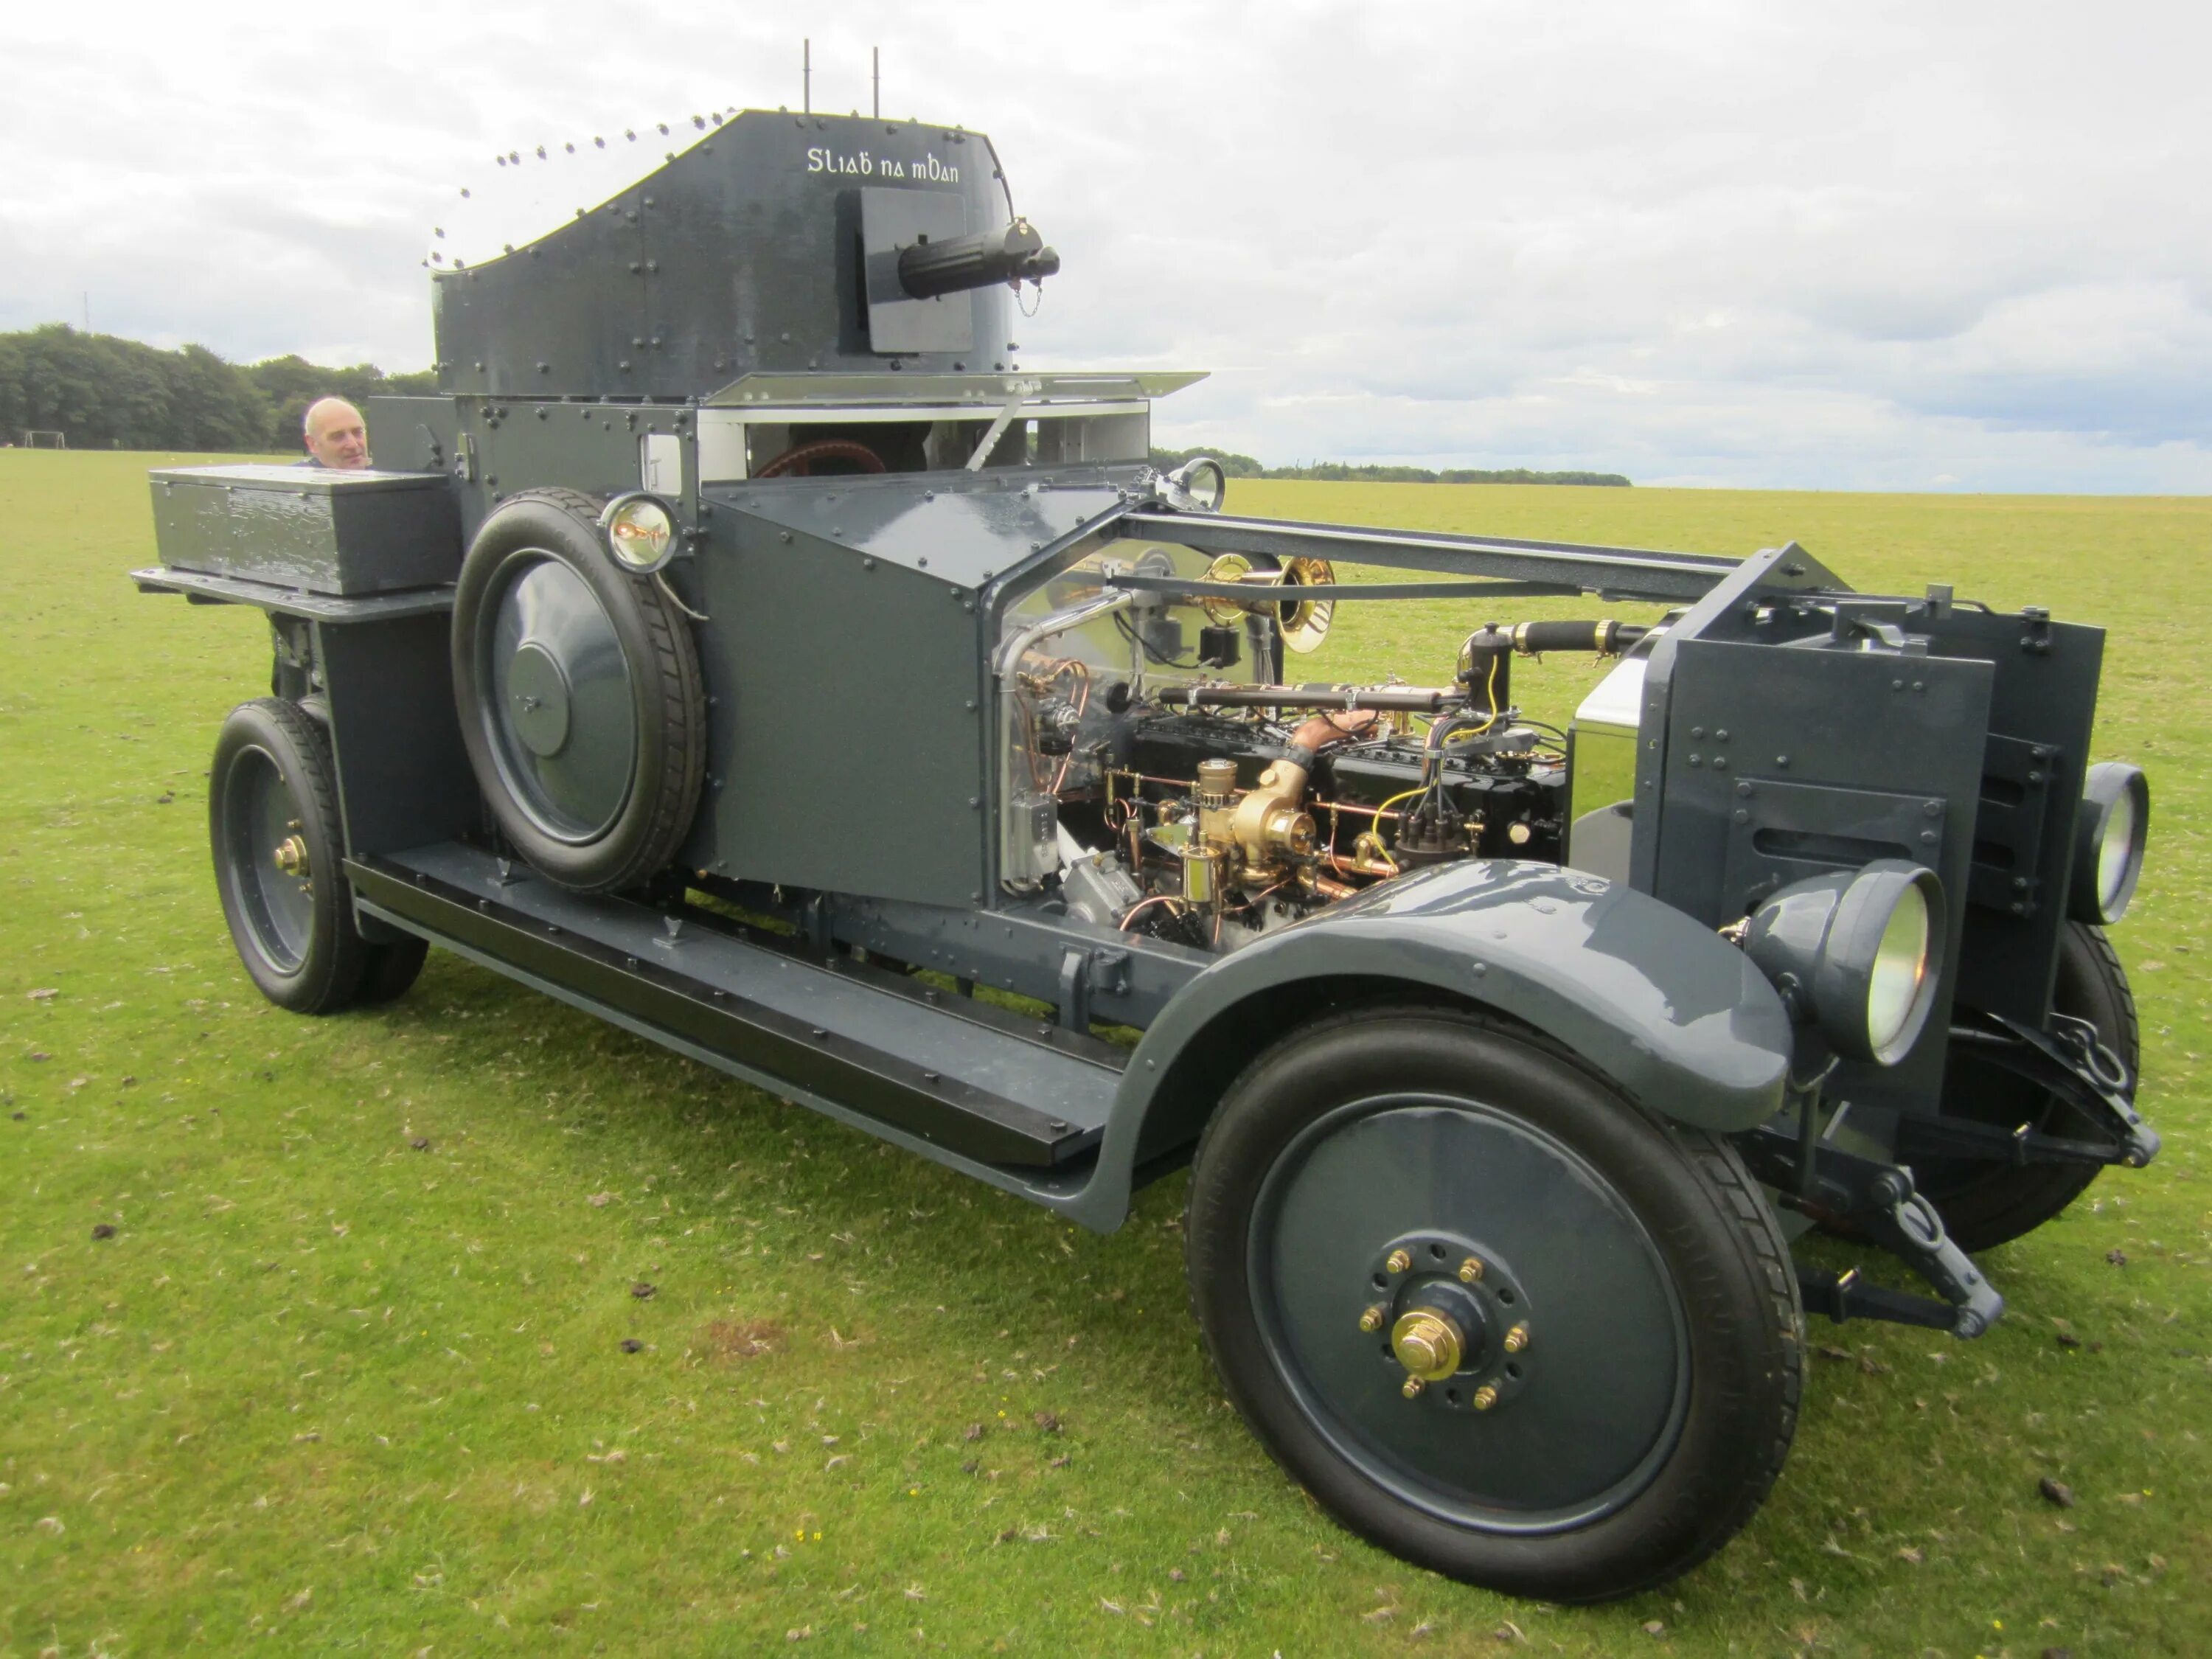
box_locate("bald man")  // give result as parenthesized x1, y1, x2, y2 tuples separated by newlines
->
(300, 397, 370, 469)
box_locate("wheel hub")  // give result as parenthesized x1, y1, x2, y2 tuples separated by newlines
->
(1366, 1231, 1535, 1412)
(507, 641, 574, 757)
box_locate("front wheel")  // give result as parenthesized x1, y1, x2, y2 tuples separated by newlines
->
(1184, 1008, 1802, 1602)
(1919, 922, 2140, 1252)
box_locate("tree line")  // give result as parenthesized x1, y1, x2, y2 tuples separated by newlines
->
(1150, 447, 1630, 487)
(0, 324, 1631, 484)
(0, 325, 436, 454)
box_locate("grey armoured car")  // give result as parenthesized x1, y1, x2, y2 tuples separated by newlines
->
(136, 105, 2157, 1601)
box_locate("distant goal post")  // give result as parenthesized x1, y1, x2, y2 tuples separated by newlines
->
(18, 430, 66, 449)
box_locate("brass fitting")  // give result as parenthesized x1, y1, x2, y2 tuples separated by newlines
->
(1471, 1384, 1499, 1411)
(1456, 1256, 1484, 1284)
(1389, 1309, 1465, 1382)
(1343, 830, 1399, 877)
(1400, 1375, 1426, 1399)
(273, 835, 310, 878)
(1194, 759, 1238, 849)
(1182, 842, 1225, 910)
(1358, 1304, 1385, 1332)
(1385, 1248, 1411, 1275)
(1231, 757, 1317, 868)
(1503, 1324, 1531, 1354)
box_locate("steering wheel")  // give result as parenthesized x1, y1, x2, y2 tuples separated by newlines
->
(754, 439, 888, 479)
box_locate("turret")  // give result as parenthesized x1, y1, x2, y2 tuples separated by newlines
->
(430, 111, 1053, 401)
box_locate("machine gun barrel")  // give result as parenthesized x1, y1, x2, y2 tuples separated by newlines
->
(897, 218, 1060, 299)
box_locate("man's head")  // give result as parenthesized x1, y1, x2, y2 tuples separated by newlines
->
(302, 398, 369, 469)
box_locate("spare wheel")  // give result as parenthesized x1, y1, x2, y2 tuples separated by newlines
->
(451, 487, 705, 893)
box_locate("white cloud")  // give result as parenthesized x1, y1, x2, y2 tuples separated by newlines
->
(3, 0, 2208, 488)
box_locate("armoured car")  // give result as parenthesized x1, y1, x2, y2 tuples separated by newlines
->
(134, 106, 2158, 1601)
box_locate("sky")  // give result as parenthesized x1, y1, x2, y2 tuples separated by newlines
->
(4, 0, 2208, 492)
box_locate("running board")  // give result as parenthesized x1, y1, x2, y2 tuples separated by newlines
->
(347, 845, 1121, 1170)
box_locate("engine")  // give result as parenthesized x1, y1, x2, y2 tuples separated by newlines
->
(1083, 698, 1569, 945)
(1006, 631, 1655, 950)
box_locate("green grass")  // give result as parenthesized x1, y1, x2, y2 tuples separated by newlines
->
(3, 451, 2207, 1656)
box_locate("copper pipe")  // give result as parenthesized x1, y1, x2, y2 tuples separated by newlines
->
(1314, 796, 1408, 822)
(1328, 850, 1399, 880)
(1110, 769, 1202, 792)
(1118, 894, 1186, 931)
(1228, 879, 1291, 917)
(1292, 709, 1387, 748)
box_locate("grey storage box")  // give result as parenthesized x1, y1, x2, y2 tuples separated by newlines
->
(149, 465, 462, 597)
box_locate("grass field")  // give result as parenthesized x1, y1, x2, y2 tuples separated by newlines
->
(2, 451, 2207, 1656)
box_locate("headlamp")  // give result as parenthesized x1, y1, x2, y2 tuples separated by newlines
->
(599, 492, 678, 573)
(2070, 762, 2149, 925)
(1743, 860, 1947, 1066)
(1166, 456, 1226, 512)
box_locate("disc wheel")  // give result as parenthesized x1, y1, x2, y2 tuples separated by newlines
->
(209, 698, 368, 1014)
(355, 934, 430, 1006)
(1185, 1008, 1801, 1603)
(1919, 922, 2139, 1253)
(452, 488, 705, 894)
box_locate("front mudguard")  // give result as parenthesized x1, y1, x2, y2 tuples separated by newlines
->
(1074, 862, 1794, 1228)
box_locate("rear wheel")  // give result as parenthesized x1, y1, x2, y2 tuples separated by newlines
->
(209, 698, 367, 1014)
(1920, 923, 2139, 1252)
(1184, 1008, 1801, 1602)
(355, 935, 430, 1006)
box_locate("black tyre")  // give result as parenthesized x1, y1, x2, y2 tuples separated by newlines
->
(1185, 1008, 1801, 1603)
(452, 488, 705, 894)
(1919, 923, 2139, 1253)
(209, 698, 368, 1014)
(355, 935, 431, 1006)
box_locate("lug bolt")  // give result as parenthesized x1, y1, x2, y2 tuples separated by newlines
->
(1357, 1305, 1385, 1333)
(1457, 1256, 1484, 1284)
(1472, 1384, 1499, 1411)
(1385, 1248, 1411, 1274)
(1503, 1324, 1531, 1354)
(1401, 1376, 1426, 1399)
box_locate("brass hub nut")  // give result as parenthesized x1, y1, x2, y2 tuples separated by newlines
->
(1457, 1256, 1484, 1284)
(1384, 1248, 1412, 1275)
(1389, 1308, 1465, 1382)
(1357, 1304, 1385, 1333)
(1471, 1383, 1500, 1411)
(1503, 1324, 1531, 1354)
(273, 834, 310, 878)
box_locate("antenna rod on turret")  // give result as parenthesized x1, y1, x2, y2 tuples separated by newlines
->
(873, 46, 880, 118)
(803, 38, 811, 115)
